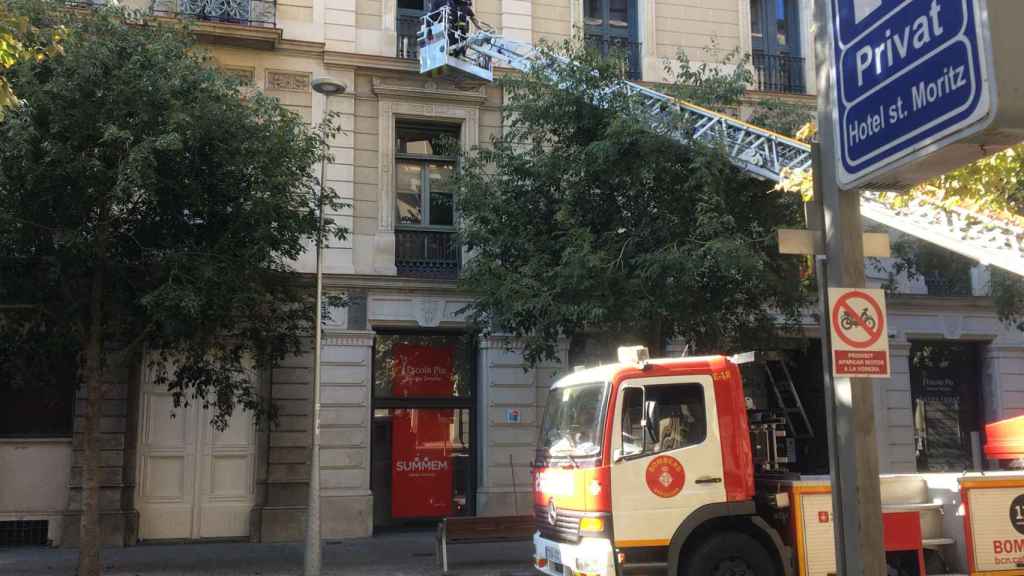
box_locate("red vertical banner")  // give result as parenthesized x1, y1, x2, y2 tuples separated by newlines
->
(391, 409, 453, 518)
(390, 344, 456, 518)
(391, 344, 455, 397)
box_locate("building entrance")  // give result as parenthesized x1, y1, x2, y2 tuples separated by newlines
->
(370, 332, 475, 528)
(910, 341, 984, 472)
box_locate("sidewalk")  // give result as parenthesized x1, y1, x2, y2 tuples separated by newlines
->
(0, 531, 536, 576)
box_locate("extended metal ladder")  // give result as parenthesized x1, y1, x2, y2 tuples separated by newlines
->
(762, 353, 814, 440)
(733, 351, 814, 440)
(416, 8, 1024, 277)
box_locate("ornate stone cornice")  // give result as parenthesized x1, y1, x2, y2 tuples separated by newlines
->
(324, 51, 421, 73)
(186, 19, 283, 50)
(321, 330, 374, 348)
(887, 294, 994, 311)
(322, 273, 460, 292)
(276, 39, 326, 56)
(371, 77, 487, 105)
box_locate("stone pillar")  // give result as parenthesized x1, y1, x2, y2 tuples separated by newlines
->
(881, 338, 916, 473)
(373, 97, 399, 276)
(323, 69, 357, 276)
(476, 337, 568, 517)
(63, 350, 139, 547)
(319, 330, 374, 539)
(501, 0, 533, 44)
(983, 344, 1024, 422)
(262, 350, 314, 542)
(639, 0, 658, 80)
(325, 0, 356, 53)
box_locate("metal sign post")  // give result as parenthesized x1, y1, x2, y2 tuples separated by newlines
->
(813, 1, 887, 573)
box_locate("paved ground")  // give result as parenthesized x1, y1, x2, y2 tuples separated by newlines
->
(0, 531, 536, 576)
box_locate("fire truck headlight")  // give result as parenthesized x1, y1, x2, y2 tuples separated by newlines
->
(579, 517, 604, 533)
(575, 554, 604, 574)
(575, 537, 613, 576)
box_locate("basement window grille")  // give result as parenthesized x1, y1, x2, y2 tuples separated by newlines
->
(0, 520, 49, 547)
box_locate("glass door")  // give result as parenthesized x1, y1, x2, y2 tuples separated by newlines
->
(371, 333, 476, 528)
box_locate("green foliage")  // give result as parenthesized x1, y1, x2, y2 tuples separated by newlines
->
(663, 47, 751, 111)
(452, 42, 809, 364)
(870, 234, 974, 297)
(747, 97, 816, 139)
(0, 0, 62, 117)
(990, 268, 1024, 331)
(0, 0, 345, 427)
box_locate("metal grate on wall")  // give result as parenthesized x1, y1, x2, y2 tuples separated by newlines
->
(0, 520, 49, 547)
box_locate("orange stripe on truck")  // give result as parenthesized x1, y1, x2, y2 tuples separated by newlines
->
(614, 539, 670, 548)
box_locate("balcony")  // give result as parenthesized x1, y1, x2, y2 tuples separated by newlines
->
(397, 13, 424, 60)
(151, 0, 281, 48)
(585, 35, 641, 80)
(922, 271, 973, 297)
(751, 51, 805, 94)
(396, 228, 460, 280)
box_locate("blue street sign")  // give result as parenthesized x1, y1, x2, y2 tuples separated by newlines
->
(831, 0, 993, 188)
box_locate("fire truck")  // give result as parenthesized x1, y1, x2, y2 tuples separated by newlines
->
(529, 346, 1024, 576)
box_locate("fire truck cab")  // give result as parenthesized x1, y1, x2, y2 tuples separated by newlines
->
(532, 347, 787, 576)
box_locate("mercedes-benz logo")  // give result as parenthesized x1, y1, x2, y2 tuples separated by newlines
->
(547, 498, 557, 525)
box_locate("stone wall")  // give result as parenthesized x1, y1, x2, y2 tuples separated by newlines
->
(476, 338, 568, 516)
(62, 351, 139, 548)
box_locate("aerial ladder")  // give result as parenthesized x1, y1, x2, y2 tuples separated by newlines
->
(416, 7, 1024, 277)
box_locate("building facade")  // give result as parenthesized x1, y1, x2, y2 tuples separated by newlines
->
(2, 0, 1022, 550)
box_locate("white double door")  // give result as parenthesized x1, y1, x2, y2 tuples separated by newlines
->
(136, 376, 256, 541)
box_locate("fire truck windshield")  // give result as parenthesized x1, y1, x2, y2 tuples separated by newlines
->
(537, 381, 608, 462)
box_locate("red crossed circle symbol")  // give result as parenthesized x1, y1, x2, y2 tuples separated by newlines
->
(831, 290, 884, 348)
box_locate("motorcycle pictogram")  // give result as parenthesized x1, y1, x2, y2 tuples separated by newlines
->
(840, 307, 876, 331)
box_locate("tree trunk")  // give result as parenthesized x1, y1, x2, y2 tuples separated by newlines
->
(645, 317, 665, 357)
(78, 229, 107, 576)
(78, 335, 104, 576)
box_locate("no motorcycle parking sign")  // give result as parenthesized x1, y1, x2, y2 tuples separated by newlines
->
(828, 287, 891, 378)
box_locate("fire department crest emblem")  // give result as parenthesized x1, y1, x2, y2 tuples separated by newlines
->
(644, 455, 685, 498)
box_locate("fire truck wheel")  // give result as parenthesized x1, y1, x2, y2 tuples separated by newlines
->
(682, 532, 777, 576)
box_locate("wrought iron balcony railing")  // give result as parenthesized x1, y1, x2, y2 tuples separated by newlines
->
(396, 228, 460, 279)
(922, 271, 973, 297)
(585, 34, 641, 80)
(151, 0, 277, 28)
(397, 13, 424, 60)
(751, 50, 805, 94)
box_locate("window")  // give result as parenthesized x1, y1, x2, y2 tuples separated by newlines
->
(396, 124, 457, 227)
(620, 384, 706, 457)
(584, 0, 640, 80)
(397, 0, 428, 59)
(0, 381, 74, 438)
(749, 0, 804, 93)
(395, 123, 461, 278)
(538, 382, 608, 460)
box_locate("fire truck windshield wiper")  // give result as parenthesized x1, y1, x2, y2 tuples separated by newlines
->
(565, 453, 579, 469)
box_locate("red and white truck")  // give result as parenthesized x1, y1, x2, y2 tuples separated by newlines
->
(531, 346, 1024, 576)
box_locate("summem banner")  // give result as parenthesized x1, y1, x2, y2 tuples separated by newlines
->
(391, 408, 454, 518)
(390, 344, 455, 518)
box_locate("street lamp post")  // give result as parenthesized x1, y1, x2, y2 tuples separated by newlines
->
(305, 76, 347, 576)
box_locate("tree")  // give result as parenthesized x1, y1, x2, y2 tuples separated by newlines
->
(451, 43, 809, 365)
(0, 0, 62, 116)
(0, 2, 344, 574)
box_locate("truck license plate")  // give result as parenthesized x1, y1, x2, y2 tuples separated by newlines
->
(545, 545, 561, 566)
